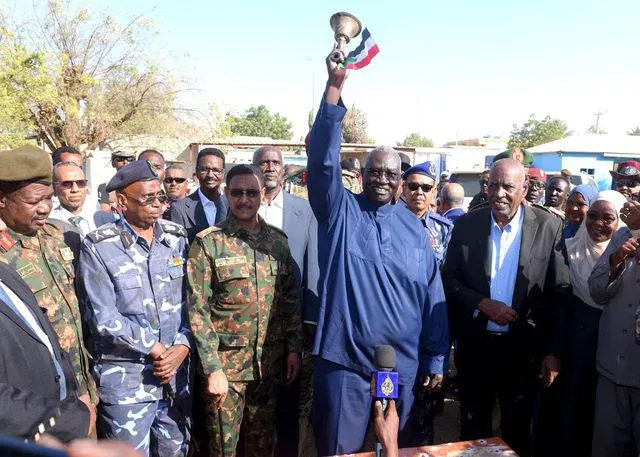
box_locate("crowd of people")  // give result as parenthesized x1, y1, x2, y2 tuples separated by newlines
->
(3, 48, 640, 457)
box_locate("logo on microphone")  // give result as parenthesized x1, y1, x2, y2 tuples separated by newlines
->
(381, 374, 394, 397)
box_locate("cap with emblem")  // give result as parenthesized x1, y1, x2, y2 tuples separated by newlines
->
(527, 168, 547, 182)
(111, 150, 136, 159)
(493, 147, 534, 167)
(402, 161, 437, 186)
(106, 160, 158, 192)
(0, 144, 52, 185)
(610, 161, 640, 180)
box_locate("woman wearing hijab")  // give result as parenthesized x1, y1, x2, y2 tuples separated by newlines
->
(540, 190, 627, 456)
(563, 184, 599, 239)
(589, 192, 640, 455)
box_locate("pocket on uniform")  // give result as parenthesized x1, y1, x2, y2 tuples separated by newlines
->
(218, 332, 249, 348)
(168, 266, 185, 279)
(113, 274, 144, 314)
(216, 264, 251, 305)
(347, 219, 380, 262)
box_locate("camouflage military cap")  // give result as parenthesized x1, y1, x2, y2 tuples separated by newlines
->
(106, 160, 158, 192)
(493, 147, 534, 167)
(111, 149, 136, 158)
(0, 144, 52, 185)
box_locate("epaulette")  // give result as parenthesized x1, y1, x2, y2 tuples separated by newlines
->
(0, 231, 16, 252)
(195, 225, 224, 239)
(429, 212, 453, 227)
(468, 201, 489, 212)
(86, 225, 121, 243)
(267, 224, 289, 240)
(159, 219, 187, 238)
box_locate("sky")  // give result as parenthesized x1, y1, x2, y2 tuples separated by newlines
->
(5, 0, 640, 145)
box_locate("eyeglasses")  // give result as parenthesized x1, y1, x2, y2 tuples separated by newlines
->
(164, 177, 187, 184)
(196, 167, 224, 176)
(113, 156, 134, 163)
(229, 188, 261, 198)
(366, 169, 399, 180)
(529, 181, 546, 190)
(406, 182, 433, 193)
(58, 179, 88, 189)
(122, 192, 168, 206)
(615, 179, 638, 188)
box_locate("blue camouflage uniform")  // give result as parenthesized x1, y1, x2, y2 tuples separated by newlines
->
(419, 211, 453, 268)
(77, 216, 193, 456)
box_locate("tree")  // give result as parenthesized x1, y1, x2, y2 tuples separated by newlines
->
(342, 104, 371, 143)
(227, 105, 293, 140)
(507, 115, 569, 148)
(397, 133, 434, 148)
(587, 125, 607, 135)
(628, 126, 640, 136)
(0, 1, 188, 150)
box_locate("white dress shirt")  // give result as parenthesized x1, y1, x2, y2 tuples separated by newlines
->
(258, 188, 284, 230)
(49, 196, 99, 235)
(198, 188, 218, 227)
(488, 205, 524, 333)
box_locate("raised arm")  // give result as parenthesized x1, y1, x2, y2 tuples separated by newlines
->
(306, 49, 349, 223)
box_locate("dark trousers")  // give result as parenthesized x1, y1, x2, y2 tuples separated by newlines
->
(275, 377, 300, 457)
(457, 332, 538, 456)
(312, 357, 415, 456)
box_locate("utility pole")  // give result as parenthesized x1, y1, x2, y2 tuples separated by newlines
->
(594, 110, 607, 134)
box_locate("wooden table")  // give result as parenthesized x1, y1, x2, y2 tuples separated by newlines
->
(332, 438, 518, 457)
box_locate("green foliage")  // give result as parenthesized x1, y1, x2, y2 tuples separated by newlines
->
(587, 125, 607, 134)
(628, 126, 640, 136)
(342, 104, 370, 144)
(507, 115, 569, 148)
(397, 132, 434, 148)
(0, 0, 185, 150)
(227, 105, 293, 140)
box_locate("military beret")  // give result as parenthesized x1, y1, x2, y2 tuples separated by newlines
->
(610, 161, 640, 180)
(106, 160, 158, 192)
(527, 167, 547, 182)
(493, 147, 534, 167)
(402, 161, 436, 186)
(0, 144, 52, 185)
(111, 150, 136, 158)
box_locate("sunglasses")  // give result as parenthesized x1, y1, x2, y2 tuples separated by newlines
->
(615, 179, 638, 188)
(229, 188, 261, 198)
(406, 182, 434, 193)
(123, 192, 168, 206)
(58, 179, 88, 189)
(164, 177, 187, 184)
(113, 156, 134, 163)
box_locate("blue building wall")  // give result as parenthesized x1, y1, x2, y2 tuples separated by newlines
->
(533, 152, 615, 190)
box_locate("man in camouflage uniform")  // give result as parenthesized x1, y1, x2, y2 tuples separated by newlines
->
(0, 145, 96, 416)
(187, 164, 303, 457)
(340, 158, 362, 194)
(77, 160, 193, 456)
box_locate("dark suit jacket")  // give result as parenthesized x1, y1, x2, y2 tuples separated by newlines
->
(169, 190, 229, 243)
(0, 261, 89, 442)
(282, 191, 320, 325)
(441, 204, 570, 356)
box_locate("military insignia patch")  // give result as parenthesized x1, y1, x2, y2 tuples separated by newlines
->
(59, 247, 74, 262)
(17, 263, 37, 278)
(0, 232, 16, 251)
(215, 256, 247, 267)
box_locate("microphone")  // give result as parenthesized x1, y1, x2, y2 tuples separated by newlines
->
(371, 345, 399, 457)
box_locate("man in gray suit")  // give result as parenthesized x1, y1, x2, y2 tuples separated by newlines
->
(169, 148, 229, 242)
(253, 145, 319, 457)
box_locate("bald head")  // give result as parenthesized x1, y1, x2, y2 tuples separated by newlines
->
(487, 158, 528, 226)
(440, 183, 465, 209)
(363, 145, 402, 205)
(253, 145, 284, 192)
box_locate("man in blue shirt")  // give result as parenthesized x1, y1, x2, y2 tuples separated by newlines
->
(441, 158, 570, 456)
(307, 48, 450, 456)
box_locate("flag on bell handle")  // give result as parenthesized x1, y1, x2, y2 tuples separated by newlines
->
(341, 28, 379, 70)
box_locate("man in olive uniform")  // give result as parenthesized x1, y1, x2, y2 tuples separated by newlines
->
(187, 164, 303, 457)
(0, 145, 96, 412)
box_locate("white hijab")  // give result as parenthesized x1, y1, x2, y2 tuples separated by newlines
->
(566, 190, 627, 309)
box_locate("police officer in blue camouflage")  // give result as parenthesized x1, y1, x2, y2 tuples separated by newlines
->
(402, 161, 453, 267)
(77, 160, 193, 456)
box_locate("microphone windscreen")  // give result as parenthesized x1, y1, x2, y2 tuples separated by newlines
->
(374, 345, 396, 371)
